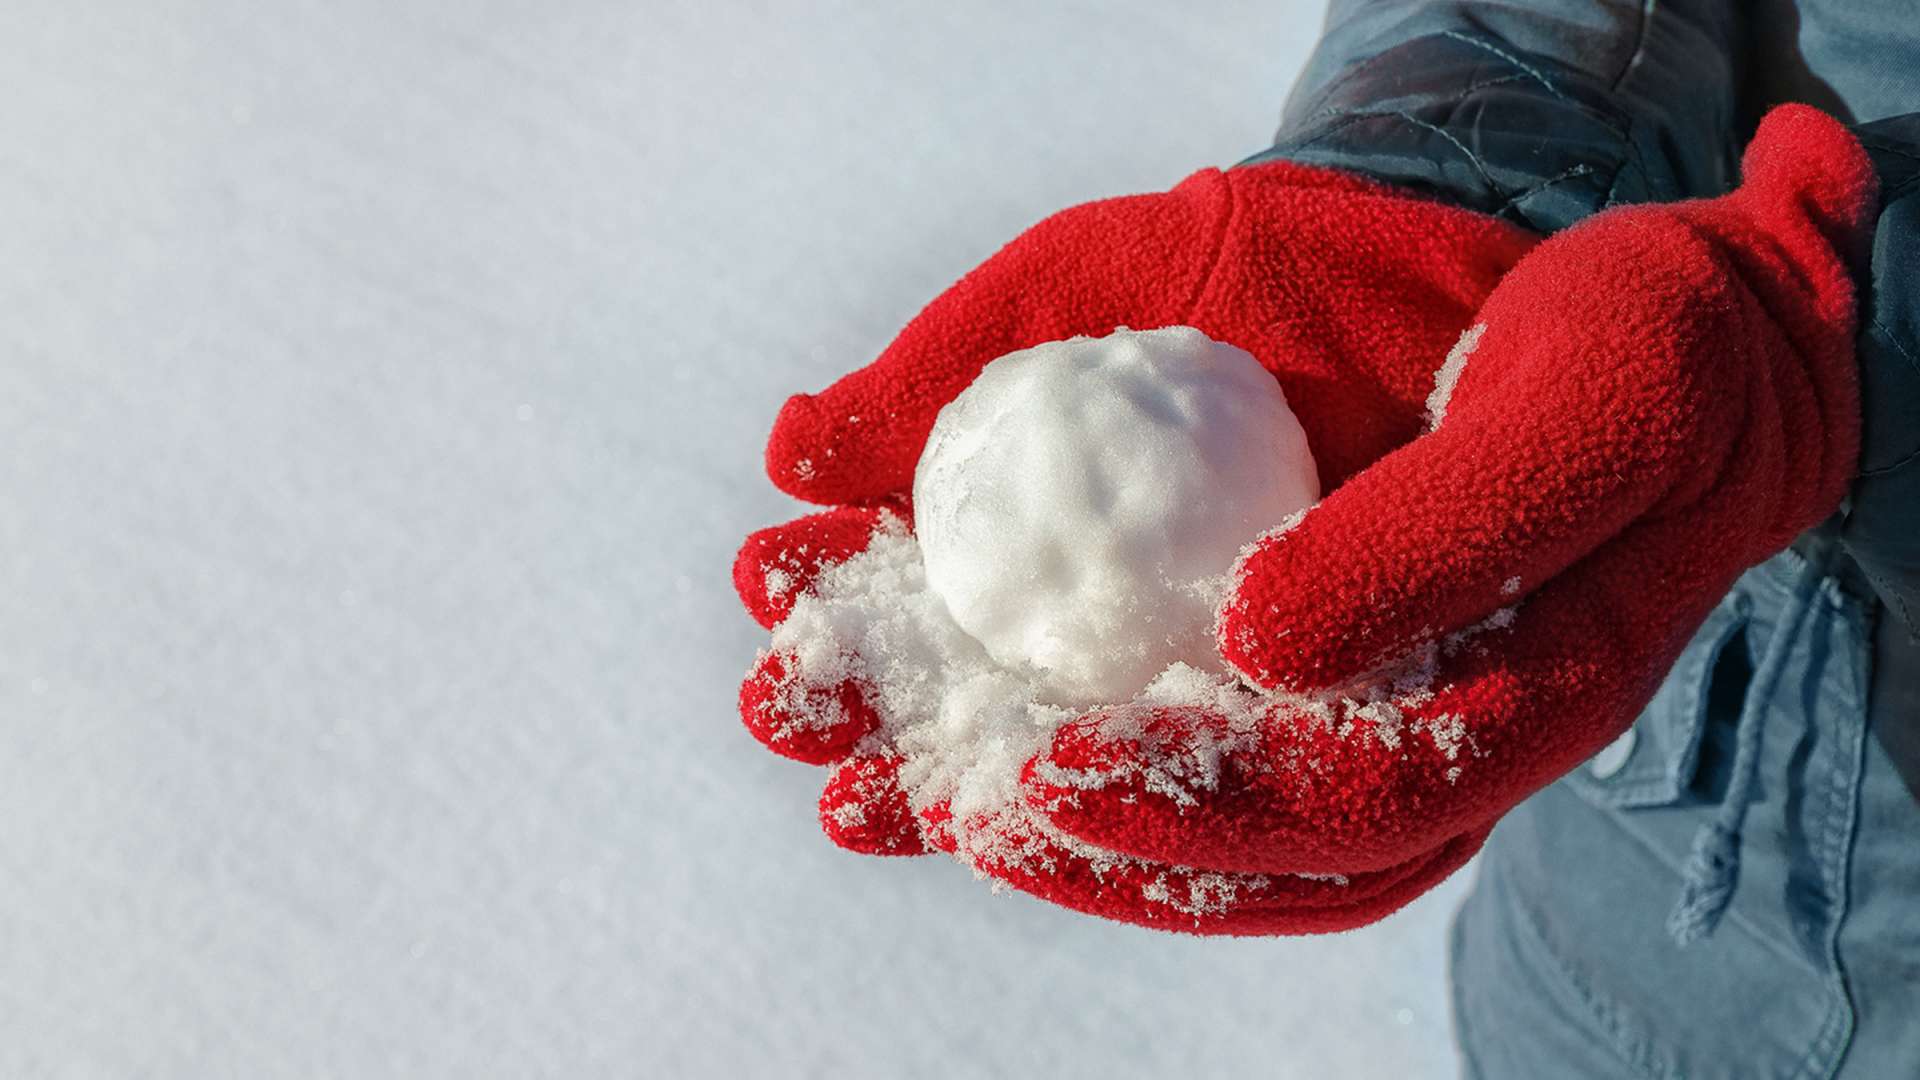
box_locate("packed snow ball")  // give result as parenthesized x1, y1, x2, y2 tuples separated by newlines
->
(912, 326, 1319, 704)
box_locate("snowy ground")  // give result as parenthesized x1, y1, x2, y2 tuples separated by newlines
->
(0, 2, 1473, 1076)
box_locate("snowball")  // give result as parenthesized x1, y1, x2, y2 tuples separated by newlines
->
(912, 326, 1319, 705)
(755, 326, 1501, 904)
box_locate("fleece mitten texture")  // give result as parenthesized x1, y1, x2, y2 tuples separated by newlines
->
(733, 105, 1875, 934)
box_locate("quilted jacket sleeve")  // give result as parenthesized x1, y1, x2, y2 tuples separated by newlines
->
(1847, 117, 1920, 641)
(1244, 0, 1744, 230)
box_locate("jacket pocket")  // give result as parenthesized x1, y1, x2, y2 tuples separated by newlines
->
(1454, 558, 1865, 1080)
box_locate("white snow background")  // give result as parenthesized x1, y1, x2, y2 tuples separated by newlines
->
(0, 2, 1472, 1076)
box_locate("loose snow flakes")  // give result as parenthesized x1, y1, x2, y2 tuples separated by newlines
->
(826, 800, 867, 829)
(1417, 713, 1466, 761)
(762, 513, 1514, 906)
(1295, 871, 1350, 886)
(1142, 870, 1273, 918)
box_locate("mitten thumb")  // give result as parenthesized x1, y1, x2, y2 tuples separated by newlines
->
(1733, 104, 1878, 273)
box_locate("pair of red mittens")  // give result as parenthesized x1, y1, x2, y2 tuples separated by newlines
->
(734, 105, 1876, 934)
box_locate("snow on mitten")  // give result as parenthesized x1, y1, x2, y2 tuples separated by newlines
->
(1028, 105, 1877, 885)
(734, 503, 928, 855)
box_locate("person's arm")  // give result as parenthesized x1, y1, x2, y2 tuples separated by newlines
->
(1250, 0, 1742, 229)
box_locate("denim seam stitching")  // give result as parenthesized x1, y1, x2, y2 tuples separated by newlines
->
(1503, 881, 1677, 1078)
(1789, 611, 1863, 1079)
(1760, 570, 1861, 1078)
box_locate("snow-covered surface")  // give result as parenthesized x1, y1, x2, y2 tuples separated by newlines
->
(915, 327, 1318, 704)
(0, 2, 1470, 1076)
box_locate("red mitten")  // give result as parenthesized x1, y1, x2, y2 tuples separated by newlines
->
(734, 105, 1874, 934)
(1027, 106, 1876, 884)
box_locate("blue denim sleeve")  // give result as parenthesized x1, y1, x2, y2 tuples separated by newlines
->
(1242, 0, 1743, 230)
